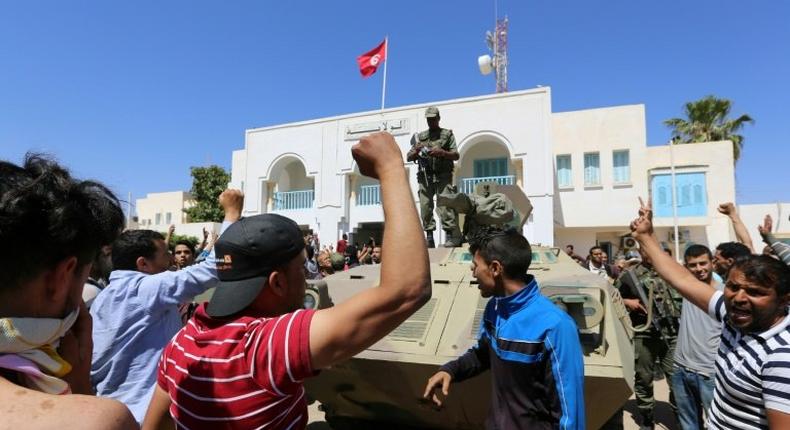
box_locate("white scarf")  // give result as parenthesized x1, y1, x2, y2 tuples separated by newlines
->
(0, 309, 79, 394)
(588, 261, 610, 279)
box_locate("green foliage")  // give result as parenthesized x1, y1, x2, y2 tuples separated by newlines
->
(663, 95, 754, 162)
(183, 165, 230, 222)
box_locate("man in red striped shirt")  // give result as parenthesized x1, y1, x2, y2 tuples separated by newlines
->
(142, 132, 432, 430)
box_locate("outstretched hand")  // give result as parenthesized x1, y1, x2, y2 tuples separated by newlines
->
(758, 214, 773, 236)
(630, 197, 654, 238)
(423, 370, 452, 408)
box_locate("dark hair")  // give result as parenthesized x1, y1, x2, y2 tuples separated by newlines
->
(566, 244, 574, 250)
(342, 233, 348, 240)
(731, 255, 790, 296)
(716, 242, 752, 260)
(174, 240, 195, 255)
(306, 244, 315, 260)
(589, 245, 602, 255)
(112, 230, 165, 270)
(684, 244, 712, 261)
(345, 244, 359, 265)
(0, 154, 124, 291)
(469, 228, 532, 280)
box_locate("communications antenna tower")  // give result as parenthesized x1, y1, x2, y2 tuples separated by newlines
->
(478, 16, 509, 93)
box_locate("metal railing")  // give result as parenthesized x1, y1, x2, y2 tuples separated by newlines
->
(460, 175, 515, 194)
(356, 185, 381, 206)
(273, 189, 314, 210)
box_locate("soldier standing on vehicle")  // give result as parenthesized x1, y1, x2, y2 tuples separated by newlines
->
(614, 248, 682, 429)
(407, 106, 461, 248)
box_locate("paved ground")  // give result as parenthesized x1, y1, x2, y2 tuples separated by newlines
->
(306, 378, 678, 430)
(622, 378, 679, 430)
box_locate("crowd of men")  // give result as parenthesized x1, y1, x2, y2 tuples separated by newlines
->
(2, 106, 790, 430)
(566, 202, 790, 430)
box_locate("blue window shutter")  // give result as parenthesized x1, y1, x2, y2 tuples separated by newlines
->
(613, 150, 630, 183)
(584, 153, 600, 185)
(653, 173, 707, 217)
(694, 184, 703, 205)
(652, 175, 673, 217)
(474, 158, 508, 178)
(556, 155, 571, 188)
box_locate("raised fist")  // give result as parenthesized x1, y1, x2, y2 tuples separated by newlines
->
(352, 132, 404, 180)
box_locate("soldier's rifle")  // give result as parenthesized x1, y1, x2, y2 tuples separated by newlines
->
(625, 269, 671, 340)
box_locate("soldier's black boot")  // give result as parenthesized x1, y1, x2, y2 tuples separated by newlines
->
(637, 412, 654, 430)
(426, 231, 435, 248)
(443, 229, 462, 248)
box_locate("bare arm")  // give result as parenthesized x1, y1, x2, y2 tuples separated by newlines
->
(719, 202, 755, 253)
(164, 224, 175, 248)
(309, 132, 431, 370)
(142, 386, 174, 430)
(767, 409, 790, 430)
(357, 245, 371, 262)
(195, 228, 209, 255)
(759, 215, 790, 266)
(632, 198, 716, 312)
(0, 379, 137, 430)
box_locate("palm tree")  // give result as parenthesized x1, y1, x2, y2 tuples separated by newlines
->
(664, 95, 754, 162)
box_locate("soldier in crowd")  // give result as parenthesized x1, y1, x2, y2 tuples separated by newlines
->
(614, 248, 682, 429)
(407, 106, 461, 248)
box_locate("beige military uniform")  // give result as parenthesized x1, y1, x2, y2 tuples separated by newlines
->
(412, 127, 458, 232)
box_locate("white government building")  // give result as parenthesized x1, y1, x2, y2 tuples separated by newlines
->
(137, 88, 788, 258)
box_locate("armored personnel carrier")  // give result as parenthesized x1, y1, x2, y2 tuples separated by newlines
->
(304, 184, 635, 429)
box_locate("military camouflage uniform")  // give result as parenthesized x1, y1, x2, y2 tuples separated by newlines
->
(615, 263, 682, 427)
(412, 127, 459, 234)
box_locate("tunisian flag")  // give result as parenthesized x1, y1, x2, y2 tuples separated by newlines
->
(357, 39, 387, 78)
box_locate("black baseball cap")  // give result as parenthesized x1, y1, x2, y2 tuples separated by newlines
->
(207, 214, 305, 317)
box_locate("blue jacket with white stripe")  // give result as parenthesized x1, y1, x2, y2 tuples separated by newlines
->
(441, 276, 586, 429)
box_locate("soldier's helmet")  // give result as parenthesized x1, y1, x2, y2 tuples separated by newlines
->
(425, 106, 440, 118)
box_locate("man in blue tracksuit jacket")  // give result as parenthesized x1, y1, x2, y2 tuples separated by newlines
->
(424, 228, 585, 429)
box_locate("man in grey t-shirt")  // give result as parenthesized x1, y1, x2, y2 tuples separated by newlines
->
(671, 244, 723, 430)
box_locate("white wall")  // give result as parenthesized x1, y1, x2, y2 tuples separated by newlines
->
(739, 203, 790, 247)
(646, 141, 735, 248)
(550, 107, 739, 255)
(171, 222, 223, 241)
(136, 191, 193, 228)
(237, 88, 555, 246)
(552, 104, 648, 228)
(230, 149, 246, 191)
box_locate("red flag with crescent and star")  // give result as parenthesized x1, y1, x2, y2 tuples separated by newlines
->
(357, 39, 387, 78)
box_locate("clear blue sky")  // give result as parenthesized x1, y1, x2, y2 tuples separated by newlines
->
(2, 1, 788, 213)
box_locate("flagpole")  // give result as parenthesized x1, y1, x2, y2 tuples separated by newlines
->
(380, 36, 388, 112)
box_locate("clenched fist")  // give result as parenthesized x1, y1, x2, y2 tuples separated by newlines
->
(352, 132, 404, 180)
(219, 189, 244, 222)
